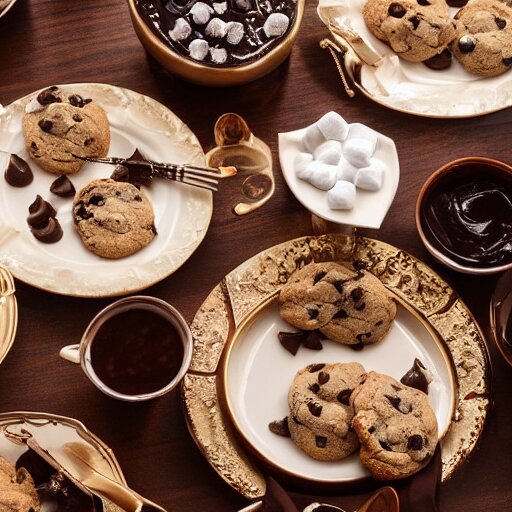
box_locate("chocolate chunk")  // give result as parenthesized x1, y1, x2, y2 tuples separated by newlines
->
(50, 175, 76, 198)
(354, 302, 366, 311)
(4, 154, 33, 187)
(318, 371, 330, 385)
(379, 440, 392, 451)
(308, 363, 325, 373)
(72, 114, 83, 122)
(409, 15, 420, 30)
(333, 280, 344, 293)
(407, 434, 424, 451)
(459, 36, 476, 53)
(503, 57, 512, 66)
(303, 331, 323, 350)
(388, 3, 406, 17)
(268, 417, 291, 437)
(315, 436, 327, 448)
(352, 260, 367, 271)
(38, 119, 53, 132)
(400, 358, 430, 394)
(445, 0, 468, 5)
(337, 389, 352, 405)
(355, 332, 371, 343)
(31, 217, 63, 243)
(308, 402, 322, 417)
(333, 309, 348, 320)
(313, 271, 327, 284)
(350, 287, 364, 302)
(75, 202, 93, 220)
(384, 394, 402, 412)
(307, 307, 319, 319)
(375, 320, 383, 326)
(368, 426, 376, 434)
(349, 342, 365, 351)
(68, 94, 86, 108)
(278, 331, 305, 356)
(84, 137, 94, 146)
(88, 195, 104, 206)
(27, 195, 57, 228)
(37, 86, 62, 106)
(309, 383, 320, 394)
(496, 17, 506, 30)
(416, 0, 430, 4)
(134, 194, 142, 202)
(424, 49, 452, 70)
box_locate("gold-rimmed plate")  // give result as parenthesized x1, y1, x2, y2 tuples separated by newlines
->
(182, 235, 490, 499)
(317, 0, 512, 118)
(0, 265, 17, 366)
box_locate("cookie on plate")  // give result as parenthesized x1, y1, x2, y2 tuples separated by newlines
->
(279, 262, 396, 346)
(0, 457, 41, 512)
(351, 371, 438, 480)
(288, 362, 367, 461)
(363, 0, 456, 63)
(23, 86, 110, 175)
(72, 179, 156, 259)
(451, 0, 512, 77)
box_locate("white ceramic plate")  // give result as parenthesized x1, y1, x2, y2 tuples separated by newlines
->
(317, 0, 512, 118)
(278, 125, 399, 229)
(0, 84, 212, 297)
(224, 295, 456, 484)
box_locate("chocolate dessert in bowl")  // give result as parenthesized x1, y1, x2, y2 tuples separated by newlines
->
(127, 0, 305, 86)
(416, 157, 512, 275)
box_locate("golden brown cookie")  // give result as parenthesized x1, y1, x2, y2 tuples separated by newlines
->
(0, 457, 40, 512)
(23, 86, 110, 175)
(72, 179, 156, 259)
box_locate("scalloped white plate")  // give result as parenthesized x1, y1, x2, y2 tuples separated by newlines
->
(278, 123, 399, 229)
(0, 84, 212, 297)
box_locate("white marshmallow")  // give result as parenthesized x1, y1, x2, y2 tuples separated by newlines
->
(205, 18, 227, 38)
(263, 13, 290, 38)
(210, 47, 228, 64)
(313, 140, 342, 166)
(294, 152, 314, 181)
(316, 112, 349, 142)
(189, 2, 214, 25)
(302, 124, 326, 153)
(336, 156, 359, 182)
(169, 18, 192, 42)
(226, 21, 244, 45)
(213, 2, 227, 13)
(343, 123, 378, 167)
(189, 39, 209, 61)
(305, 162, 337, 191)
(354, 159, 387, 191)
(327, 181, 356, 210)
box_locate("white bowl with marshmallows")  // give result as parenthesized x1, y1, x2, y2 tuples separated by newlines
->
(278, 112, 399, 229)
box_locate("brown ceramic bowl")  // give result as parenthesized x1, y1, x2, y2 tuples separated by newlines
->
(127, 0, 305, 87)
(416, 157, 512, 275)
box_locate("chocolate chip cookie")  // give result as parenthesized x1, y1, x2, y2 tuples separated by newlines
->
(351, 371, 438, 480)
(451, 0, 512, 77)
(363, 0, 456, 62)
(0, 457, 41, 512)
(288, 362, 367, 461)
(23, 86, 110, 175)
(72, 179, 156, 259)
(279, 262, 396, 346)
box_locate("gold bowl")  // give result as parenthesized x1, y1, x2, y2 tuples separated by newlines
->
(127, 0, 305, 87)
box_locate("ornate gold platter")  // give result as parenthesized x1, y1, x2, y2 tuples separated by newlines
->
(182, 235, 491, 499)
(0, 265, 17, 365)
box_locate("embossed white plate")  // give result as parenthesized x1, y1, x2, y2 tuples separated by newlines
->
(0, 84, 212, 297)
(317, 0, 512, 118)
(223, 294, 456, 484)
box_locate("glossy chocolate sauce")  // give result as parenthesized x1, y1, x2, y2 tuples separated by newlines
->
(90, 308, 184, 396)
(137, 0, 296, 67)
(422, 164, 512, 268)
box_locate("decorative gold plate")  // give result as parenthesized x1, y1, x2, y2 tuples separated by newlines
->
(182, 235, 491, 499)
(0, 265, 17, 365)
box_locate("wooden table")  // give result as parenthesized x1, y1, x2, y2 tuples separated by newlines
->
(0, 1, 511, 511)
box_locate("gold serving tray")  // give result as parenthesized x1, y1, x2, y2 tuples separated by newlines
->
(0, 265, 17, 365)
(182, 235, 491, 499)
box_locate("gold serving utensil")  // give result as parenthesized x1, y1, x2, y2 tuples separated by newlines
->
(63, 442, 167, 512)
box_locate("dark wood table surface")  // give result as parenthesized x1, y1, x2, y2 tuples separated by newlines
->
(1, 1, 511, 511)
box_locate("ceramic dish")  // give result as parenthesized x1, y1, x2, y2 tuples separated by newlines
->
(278, 125, 399, 229)
(127, 0, 305, 87)
(0, 265, 17, 365)
(182, 235, 490, 499)
(223, 293, 455, 484)
(317, 0, 512, 118)
(490, 270, 512, 367)
(0, 0, 17, 19)
(0, 83, 212, 297)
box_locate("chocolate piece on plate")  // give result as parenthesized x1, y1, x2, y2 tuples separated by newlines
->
(4, 154, 34, 187)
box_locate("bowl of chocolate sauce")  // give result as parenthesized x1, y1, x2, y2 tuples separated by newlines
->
(127, 0, 305, 86)
(416, 157, 512, 275)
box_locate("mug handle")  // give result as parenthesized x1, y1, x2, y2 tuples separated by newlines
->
(59, 344, 81, 364)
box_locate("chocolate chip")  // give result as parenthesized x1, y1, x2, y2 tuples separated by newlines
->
(50, 175, 76, 198)
(292, 416, 302, 425)
(309, 383, 320, 394)
(391, 384, 402, 392)
(38, 119, 53, 132)
(375, 320, 383, 326)
(268, 417, 291, 437)
(37, 87, 62, 106)
(333, 309, 348, 319)
(401, 358, 430, 394)
(72, 114, 83, 122)
(337, 389, 352, 405)
(68, 94, 85, 108)
(30, 142, 38, 151)
(318, 371, 330, 385)
(27, 195, 57, 228)
(88, 195, 104, 206)
(303, 331, 323, 350)
(31, 217, 63, 244)
(407, 435, 424, 451)
(350, 287, 364, 302)
(503, 57, 512, 66)
(349, 342, 365, 351)
(417, 0, 430, 4)
(423, 48, 452, 70)
(315, 436, 327, 448)
(307, 307, 319, 320)
(354, 302, 366, 311)
(356, 332, 371, 343)
(384, 394, 402, 412)
(379, 440, 392, 451)
(368, 426, 376, 434)
(388, 2, 406, 17)
(308, 402, 322, 417)
(352, 260, 367, 271)
(308, 363, 325, 373)
(496, 17, 507, 30)
(75, 202, 93, 220)
(445, 0, 468, 5)
(409, 15, 420, 30)
(313, 271, 327, 284)
(134, 194, 142, 202)
(84, 137, 94, 146)
(278, 331, 305, 356)
(83, 98, 93, 105)
(458, 35, 476, 53)
(4, 154, 33, 187)
(333, 280, 344, 293)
